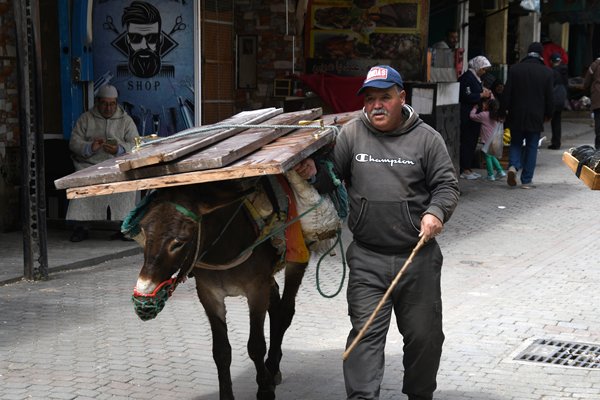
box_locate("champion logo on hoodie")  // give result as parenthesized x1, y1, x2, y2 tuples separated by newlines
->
(355, 153, 415, 166)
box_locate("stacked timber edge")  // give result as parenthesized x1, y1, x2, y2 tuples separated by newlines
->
(55, 108, 361, 199)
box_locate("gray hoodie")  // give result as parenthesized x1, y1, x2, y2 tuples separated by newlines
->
(330, 104, 459, 254)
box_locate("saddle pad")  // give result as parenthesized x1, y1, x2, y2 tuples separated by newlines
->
(273, 175, 310, 264)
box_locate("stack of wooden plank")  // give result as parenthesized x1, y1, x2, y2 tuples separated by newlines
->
(55, 107, 360, 198)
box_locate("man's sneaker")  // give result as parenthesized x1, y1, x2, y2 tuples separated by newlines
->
(538, 136, 547, 147)
(460, 172, 479, 180)
(521, 184, 536, 189)
(495, 170, 507, 179)
(507, 166, 517, 187)
(486, 174, 496, 181)
(472, 172, 482, 178)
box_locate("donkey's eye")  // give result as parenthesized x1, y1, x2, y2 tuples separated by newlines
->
(169, 239, 185, 253)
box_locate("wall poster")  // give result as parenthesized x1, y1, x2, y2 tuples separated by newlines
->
(305, 0, 428, 80)
(93, 0, 195, 136)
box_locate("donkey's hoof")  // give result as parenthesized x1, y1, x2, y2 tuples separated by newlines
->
(273, 370, 282, 385)
(256, 388, 275, 400)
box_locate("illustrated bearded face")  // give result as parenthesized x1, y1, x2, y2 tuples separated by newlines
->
(126, 22, 162, 78)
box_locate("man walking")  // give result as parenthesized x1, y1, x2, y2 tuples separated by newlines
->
(500, 42, 554, 189)
(583, 55, 600, 149)
(294, 65, 459, 399)
(548, 53, 568, 150)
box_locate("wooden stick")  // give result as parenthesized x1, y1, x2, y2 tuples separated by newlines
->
(342, 235, 428, 361)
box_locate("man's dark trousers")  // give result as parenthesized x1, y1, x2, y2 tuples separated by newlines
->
(343, 241, 444, 400)
(550, 108, 562, 148)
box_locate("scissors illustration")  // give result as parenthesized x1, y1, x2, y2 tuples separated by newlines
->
(169, 16, 186, 35)
(103, 16, 119, 35)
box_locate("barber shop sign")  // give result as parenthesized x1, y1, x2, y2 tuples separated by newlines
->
(93, 0, 195, 136)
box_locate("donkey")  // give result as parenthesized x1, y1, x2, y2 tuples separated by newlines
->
(129, 178, 311, 400)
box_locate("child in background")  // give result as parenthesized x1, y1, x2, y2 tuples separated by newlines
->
(469, 97, 507, 181)
(490, 79, 505, 102)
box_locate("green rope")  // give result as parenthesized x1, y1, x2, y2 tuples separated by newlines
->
(315, 228, 347, 298)
(241, 197, 347, 298)
(242, 196, 325, 254)
(324, 160, 341, 186)
(167, 201, 201, 222)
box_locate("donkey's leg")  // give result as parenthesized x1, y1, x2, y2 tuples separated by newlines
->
(265, 262, 308, 383)
(197, 287, 235, 400)
(266, 281, 282, 384)
(247, 282, 275, 400)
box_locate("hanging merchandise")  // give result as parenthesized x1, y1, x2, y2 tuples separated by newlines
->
(520, 0, 540, 12)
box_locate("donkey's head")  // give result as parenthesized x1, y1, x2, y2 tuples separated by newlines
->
(130, 181, 257, 320)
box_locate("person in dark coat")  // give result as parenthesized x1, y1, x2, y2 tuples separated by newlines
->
(458, 56, 493, 179)
(583, 55, 600, 149)
(499, 42, 554, 189)
(548, 53, 569, 150)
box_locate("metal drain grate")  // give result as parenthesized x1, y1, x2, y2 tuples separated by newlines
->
(515, 339, 600, 368)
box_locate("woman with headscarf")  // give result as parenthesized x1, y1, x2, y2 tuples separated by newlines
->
(458, 55, 493, 179)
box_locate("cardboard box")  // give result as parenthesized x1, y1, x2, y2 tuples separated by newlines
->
(562, 152, 600, 190)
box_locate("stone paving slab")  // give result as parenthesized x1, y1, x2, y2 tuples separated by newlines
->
(0, 121, 599, 399)
(0, 226, 140, 285)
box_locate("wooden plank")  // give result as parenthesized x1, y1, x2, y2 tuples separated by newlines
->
(64, 111, 360, 199)
(55, 108, 322, 190)
(562, 152, 600, 190)
(143, 107, 322, 172)
(119, 108, 282, 171)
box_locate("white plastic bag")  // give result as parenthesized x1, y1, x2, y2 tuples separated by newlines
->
(482, 122, 504, 159)
(520, 0, 539, 12)
(284, 170, 341, 252)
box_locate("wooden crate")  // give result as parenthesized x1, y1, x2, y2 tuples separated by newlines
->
(562, 152, 600, 190)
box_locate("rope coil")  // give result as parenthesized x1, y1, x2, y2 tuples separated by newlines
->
(315, 228, 346, 298)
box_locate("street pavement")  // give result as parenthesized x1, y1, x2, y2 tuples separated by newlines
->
(0, 224, 140, 285)
(1, 119, 599, 400)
